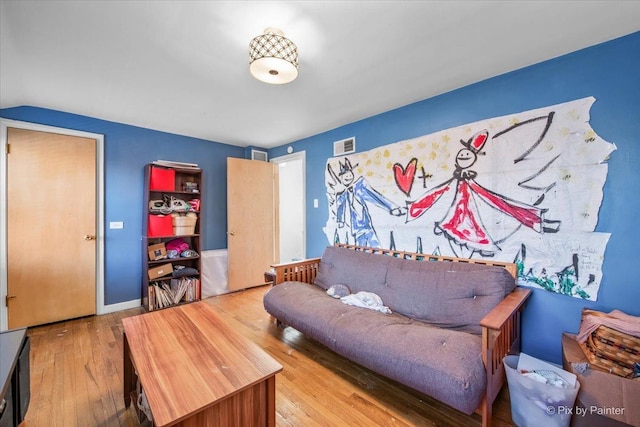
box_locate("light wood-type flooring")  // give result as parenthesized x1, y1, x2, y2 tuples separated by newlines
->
(22, 285, 516, 426)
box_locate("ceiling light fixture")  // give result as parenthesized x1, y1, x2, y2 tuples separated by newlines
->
(249, 28, 298, 85)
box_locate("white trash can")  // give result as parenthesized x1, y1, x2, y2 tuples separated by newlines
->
(201, 249, 228, 297)
(504, 353, 580, 427)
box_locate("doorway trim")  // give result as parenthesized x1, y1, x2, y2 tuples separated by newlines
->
(271, 150, 306, 261)
(0, 119, 105, 331)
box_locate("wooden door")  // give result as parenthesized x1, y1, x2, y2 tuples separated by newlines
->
(227, 158, 279, 291)
(7, 128, 96, 328)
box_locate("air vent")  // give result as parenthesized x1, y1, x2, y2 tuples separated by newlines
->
(251, 149, 268, 162)
(333, 137, 356, 156)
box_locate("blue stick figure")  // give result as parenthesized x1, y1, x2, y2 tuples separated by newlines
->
(328, 157, 405, 247)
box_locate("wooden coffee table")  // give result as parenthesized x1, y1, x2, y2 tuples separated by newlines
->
(122, 302, 282, 426)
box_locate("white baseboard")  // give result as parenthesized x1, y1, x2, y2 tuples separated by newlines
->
(101, 299, 142, 314)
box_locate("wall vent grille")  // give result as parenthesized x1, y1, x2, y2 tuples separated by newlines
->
(251, 149, 268, 162)
(333, 137, 356, 156)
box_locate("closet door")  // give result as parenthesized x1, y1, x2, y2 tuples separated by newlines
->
(7, 128, 96, 328)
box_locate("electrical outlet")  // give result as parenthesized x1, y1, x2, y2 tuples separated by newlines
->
(109, 221, 124, 229)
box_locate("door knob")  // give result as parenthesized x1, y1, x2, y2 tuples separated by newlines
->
(84, 234, 96, 241)
(228, 231, 236, 236)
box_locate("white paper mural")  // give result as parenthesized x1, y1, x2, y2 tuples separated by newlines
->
(324, 97, 616, 300)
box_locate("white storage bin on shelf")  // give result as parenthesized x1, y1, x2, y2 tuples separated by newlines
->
(172, 213, 197, 235)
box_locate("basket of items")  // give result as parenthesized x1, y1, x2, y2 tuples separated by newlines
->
(578, 312, 640, 378)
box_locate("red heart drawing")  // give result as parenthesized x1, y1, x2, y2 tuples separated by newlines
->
(393, 158, 418, 196)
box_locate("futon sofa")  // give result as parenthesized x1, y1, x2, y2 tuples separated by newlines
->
(263, 244, 531, 427)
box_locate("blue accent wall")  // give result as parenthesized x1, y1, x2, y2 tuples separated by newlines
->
(0, 107, 245, 305)
(269, 32, 640, 363)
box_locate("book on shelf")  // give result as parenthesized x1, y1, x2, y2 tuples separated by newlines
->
(148, 277, 201, 310)
(150, 282, 173, 310)
(152, 160, 200, 170)
(149, 285, 155, 311)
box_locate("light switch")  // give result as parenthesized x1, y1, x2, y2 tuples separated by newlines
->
(110, 221, 124, 229)
(313, 199, 319, 208)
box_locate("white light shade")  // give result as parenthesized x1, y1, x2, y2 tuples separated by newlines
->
(249, 28, 298, 85)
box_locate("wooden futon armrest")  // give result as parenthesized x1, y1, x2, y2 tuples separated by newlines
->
(478, 287, 531, 427)
(270, 258, 322, 285)
(480, 287, 531, 330)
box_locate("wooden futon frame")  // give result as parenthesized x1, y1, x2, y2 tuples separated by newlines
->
(270, 243, 531, 427)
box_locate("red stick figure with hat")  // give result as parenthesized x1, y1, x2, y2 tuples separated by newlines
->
(407, 130, 559, 258)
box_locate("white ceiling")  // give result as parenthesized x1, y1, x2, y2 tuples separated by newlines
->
(2, 1, 639, 148)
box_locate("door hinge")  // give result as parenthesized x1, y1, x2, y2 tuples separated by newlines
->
(6, 295, 16, 306)
(5, 143, 9, 154)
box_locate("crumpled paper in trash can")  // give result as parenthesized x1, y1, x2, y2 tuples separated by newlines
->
(504, 353, 580, 427)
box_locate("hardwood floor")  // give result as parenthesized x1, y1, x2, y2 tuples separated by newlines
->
(22, 285, 516, 426)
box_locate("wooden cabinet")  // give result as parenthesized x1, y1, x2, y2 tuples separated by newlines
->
(142, 164, 202, 311)
(0, 328, 29, 427)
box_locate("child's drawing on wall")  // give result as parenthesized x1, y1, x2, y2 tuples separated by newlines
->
(323, 97, 615, 300)
(327, 157, 405, 246)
